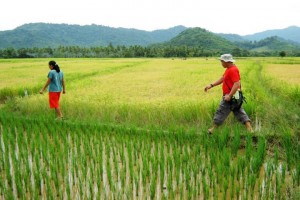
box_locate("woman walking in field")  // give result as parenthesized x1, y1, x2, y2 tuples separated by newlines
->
(40, 60, 66, 120)
(204, 54, 253, 134)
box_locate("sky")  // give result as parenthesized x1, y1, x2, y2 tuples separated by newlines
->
(1, 0, 299, 35)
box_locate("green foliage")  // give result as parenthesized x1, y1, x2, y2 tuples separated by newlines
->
(250, 36, 300, 52)
(1, 23, 300, 58)
(164, 27, 238, 52)
(0, 57, 299, 198)
(0, 23, 187, 48)
(279, 51, 286, 57)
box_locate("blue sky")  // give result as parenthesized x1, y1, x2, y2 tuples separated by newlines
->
(1, 0, 299, 35)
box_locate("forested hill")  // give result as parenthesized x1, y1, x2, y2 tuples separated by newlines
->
(243, 26, 300, 43)
(1, 23, 300, 56)
(0, 23, 187, 48)
(161, 28, 238, 52)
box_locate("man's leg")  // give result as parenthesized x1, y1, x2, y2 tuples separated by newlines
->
(245, 121, 253, 132)
(233, 107, 253, 132)
(208, 99, 231, 134)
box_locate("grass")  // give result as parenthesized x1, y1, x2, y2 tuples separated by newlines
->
(0, 57, 299, 199)
(0, 57, 299, 134)
(1, 58, 220, 129)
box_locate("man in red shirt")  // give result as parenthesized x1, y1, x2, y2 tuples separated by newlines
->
(204, 54, 253, 134)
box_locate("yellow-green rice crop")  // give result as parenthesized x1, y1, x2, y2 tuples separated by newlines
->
(0, 57, 299, 199)
(1, 58, 223, 130)
(1, 57, 299, 134)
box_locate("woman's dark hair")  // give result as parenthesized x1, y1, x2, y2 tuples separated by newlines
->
(49, 60, 60, 73)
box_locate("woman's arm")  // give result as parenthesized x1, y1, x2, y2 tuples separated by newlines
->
(62, 78, 66, 94)
(40, 78, 51, 94)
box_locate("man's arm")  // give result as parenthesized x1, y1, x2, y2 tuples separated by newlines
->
(204, 77, 223, 92)
(224, 80, 241, 101)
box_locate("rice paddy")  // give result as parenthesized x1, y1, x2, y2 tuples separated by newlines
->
(0, 57, 299, 199)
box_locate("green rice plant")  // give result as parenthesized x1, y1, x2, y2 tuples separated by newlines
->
(216, 161, 223, 186)
(35, 171, 42, 196)
(14, 164, 25, 199)
(274, 147, 279, 169)
(231, 128, 241, 157)
(245, 133, 252, 162)
(296, 160, 300, 186)
(45, 175, 54, 200)
(223, 149, 231, 169)
(235, 184, 240, 200)
(5, 152, 13, 194)
(204, 179, 210, 200)
(205, 164, 212, 189)
(66, 174, 71, 200)
(179, 182, 184, 199)
(0, 172, 4, 196)
(212, 180, 218, 200)
(167, 170, 172, 196)
(217, 128, 230, 150)
(283, 133, 293, 171)
(79, 177, 84, 198)
(275, 172, 281, 199)
(250, 174, 256, 199)
(89, 179, 94, 200)
(223, 179, 229, 200)
(264, 160, 274, 199)
(251, 137, 266, 176)
(230, 173, 235, 199)
(237, 156, 246, 184)
(120, 160, 126, 190)
(185, 166, 191, 192)
(281, 162, 286, 185)
(150, 174, 156, 200)
(53, 169, 60, 197)
(24, 161, 31, 193)
(128, 144, 135, 185)
(4, 186, 14, 200)
(159, 161, 165, 191)
(142, 155, 149, 185)
(107, 154, 114, 193)
(0, 127, 5, 173)
(209, 150, 216, 170)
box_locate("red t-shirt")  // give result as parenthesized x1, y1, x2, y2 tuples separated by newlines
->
(222, 65, 240, 95)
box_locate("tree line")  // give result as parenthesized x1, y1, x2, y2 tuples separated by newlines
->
(0, 45, 297, 58)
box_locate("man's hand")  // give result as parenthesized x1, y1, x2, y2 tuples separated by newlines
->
(224, 94, 232, 101)
(204, 84, 213, 92)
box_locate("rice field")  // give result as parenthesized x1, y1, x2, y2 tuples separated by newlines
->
(0, 57, 299, 199)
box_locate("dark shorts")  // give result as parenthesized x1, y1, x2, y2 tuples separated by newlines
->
(213, 98, 250, 125)
(49, 92, 61, 108)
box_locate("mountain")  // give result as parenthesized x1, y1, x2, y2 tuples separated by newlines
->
(247, 36, 300, 52)
(217, 33, 248, 43)
(173, 28, 300, 53)
(162, 28, 238, 52)
(0, 23, 187, 49)
(217, 27, 300, 52)
(243, 26, 300, 43)
(0, 23, 299, 53)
